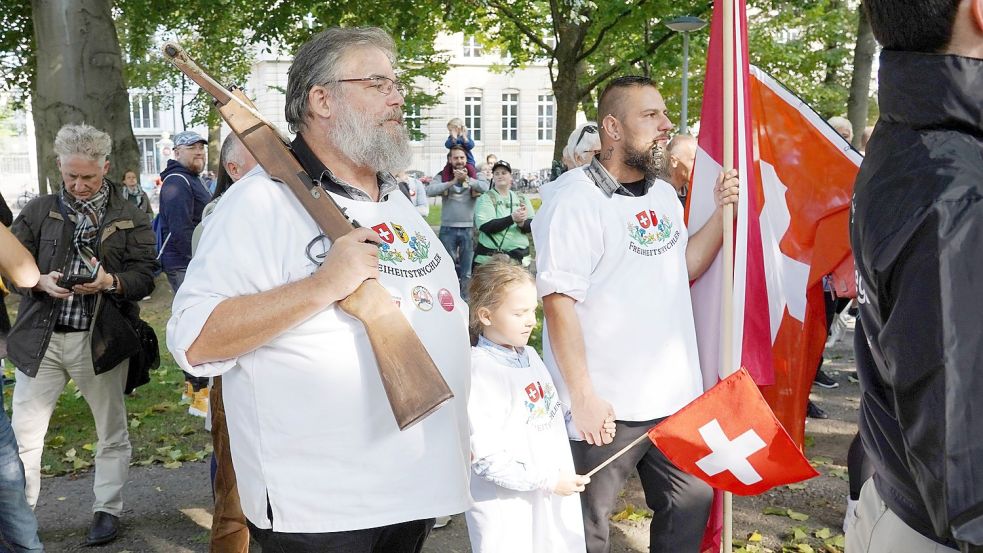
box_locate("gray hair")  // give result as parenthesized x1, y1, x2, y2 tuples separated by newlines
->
(565, 122, 601, 167)
(220, 132, 247, 167)
(53, 123, 112, 162)
(828, 116, 853, 139)
(667, 133, 697, 157)
(285, 27, 397, 134)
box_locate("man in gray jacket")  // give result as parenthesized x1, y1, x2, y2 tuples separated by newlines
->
(426, 144, 488, 298)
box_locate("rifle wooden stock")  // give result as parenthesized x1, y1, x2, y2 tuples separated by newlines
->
(161, 41, 453, 430)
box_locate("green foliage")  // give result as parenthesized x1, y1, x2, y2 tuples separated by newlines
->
(748, 0, 860, 118)
(0, 0, 33, 105)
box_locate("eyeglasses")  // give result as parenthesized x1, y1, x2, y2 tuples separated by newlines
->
(325, 76, 406, 97)
(575, 125, 598, 149)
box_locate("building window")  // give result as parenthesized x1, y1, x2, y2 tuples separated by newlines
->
(501, 92, 518, 141)
(404, 104, 423, 139)
(537, 94, 555, 141)
(136, 137, 160, 175)
(464, 92, 482, 142)
(130, 94, 159, 130)
(463, 36, 483, 58)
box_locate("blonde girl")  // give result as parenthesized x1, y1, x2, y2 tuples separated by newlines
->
(465, 261, 598, 553)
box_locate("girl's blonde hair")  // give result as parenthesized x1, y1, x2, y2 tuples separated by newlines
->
(447, 117, 464, 130)
(468, 259, 536, 345)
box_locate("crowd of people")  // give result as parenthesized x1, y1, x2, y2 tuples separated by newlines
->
(0, 1, 981, 552)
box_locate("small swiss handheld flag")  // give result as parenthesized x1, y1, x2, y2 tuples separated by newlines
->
(648, 369, 818, 496)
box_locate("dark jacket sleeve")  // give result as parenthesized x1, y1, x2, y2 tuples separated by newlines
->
(0, 191, 12, 226)
(160, 174, 194, 266)
(114, 207, 158, 301)
(882, 198, 983, 550)
(479, 215, 514, 234)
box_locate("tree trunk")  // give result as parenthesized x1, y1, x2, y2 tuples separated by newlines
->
(552, 69, 581, 163)
(31, 0, 139, 194)
(846, 2, 876, 150)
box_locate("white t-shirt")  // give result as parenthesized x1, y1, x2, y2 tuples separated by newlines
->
(466, 344, 586, 553)
(532, 166, 703, 422)
(167, 170, 472, 532)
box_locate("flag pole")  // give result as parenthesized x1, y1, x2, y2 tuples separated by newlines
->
(721, 0, 736, 551)
(584, 433, 650, 478)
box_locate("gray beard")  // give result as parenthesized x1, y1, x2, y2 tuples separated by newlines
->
(623, 142, 668, 181)
(328, 105, 412, 175)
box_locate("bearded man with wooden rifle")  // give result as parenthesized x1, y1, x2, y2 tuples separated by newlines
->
(166, 27, 471, 553)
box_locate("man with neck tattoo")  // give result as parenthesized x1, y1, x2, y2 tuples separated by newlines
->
(532, 75, 739, 553)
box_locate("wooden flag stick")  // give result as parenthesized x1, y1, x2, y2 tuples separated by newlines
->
(584, 433, 651, 478)
(721, 0, 737, 550)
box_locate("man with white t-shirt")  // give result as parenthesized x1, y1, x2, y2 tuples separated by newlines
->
(532, 75, 739, 553)
(166, 27, 471, 553)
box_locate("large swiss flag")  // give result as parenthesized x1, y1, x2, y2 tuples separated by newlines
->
(648, 369, 818, 496)
(687, 0, 862, 447)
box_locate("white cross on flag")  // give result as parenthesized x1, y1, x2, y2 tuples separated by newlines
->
(647, 369, 818, 496)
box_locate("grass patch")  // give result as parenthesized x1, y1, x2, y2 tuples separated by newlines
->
(3, 275, 211, 476)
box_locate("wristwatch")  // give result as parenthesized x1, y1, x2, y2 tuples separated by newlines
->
(105, 273, 118, 293)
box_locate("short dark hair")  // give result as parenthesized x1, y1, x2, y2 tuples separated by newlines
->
(865, 0, 961, 53)
(597, 75, 656, 122)
(447, 144, 467, 158)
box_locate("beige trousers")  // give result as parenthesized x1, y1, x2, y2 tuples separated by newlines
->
(11, 330, 131, 515)
(847, 479, 958, 553)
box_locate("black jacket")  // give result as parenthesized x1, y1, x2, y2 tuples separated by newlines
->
(851, 50, 983, 552)
(8, 181, 158, 376)
(158, 159, 212, 271)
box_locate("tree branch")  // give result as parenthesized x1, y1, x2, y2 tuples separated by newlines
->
(577, 0, 651, 63)
(484, 0, 554, 54)
(580, 29, 674, 96)
(580, 0, 713, 96)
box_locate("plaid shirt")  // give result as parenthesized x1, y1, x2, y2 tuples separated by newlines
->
(56, 184, 109, 330)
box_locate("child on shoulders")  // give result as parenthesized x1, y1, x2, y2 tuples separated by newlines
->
(445, 117, 477, 178)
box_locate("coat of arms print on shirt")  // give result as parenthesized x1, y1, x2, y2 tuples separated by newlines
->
(525, 380, 561, 431)
(371, 220, 436, 268)
(628, 209, 680, 256)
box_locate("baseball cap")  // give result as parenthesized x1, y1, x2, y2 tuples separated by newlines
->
(172, 130, 208, 148)
(491, 160, 512, 173)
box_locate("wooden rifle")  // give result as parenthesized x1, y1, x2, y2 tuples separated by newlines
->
(161, 42, 453, 430)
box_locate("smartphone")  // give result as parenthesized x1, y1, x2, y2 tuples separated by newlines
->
(58, 245, 101, 289)
(58, 261, 101, 288)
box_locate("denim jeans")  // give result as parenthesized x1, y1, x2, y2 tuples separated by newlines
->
(438, 227, 473, 300)
(0, 380, 43, 552)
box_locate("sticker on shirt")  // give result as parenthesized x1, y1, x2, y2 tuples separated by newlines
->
(437, 288, 455, 312)
(411, 285, 434, 311)
(524, 380, 561, 431)
(627, 210, 681, 256)
(371, 220, 444, 278)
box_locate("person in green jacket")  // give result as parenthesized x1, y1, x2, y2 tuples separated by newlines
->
(473, 160, 535, 266)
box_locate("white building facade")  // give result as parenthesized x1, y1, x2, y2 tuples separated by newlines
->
(1, 32, 564, 205)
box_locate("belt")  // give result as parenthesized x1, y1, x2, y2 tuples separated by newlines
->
(54, 324, 88, 333)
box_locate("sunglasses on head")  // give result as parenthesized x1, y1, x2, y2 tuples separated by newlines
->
(575, 125, 598, 149)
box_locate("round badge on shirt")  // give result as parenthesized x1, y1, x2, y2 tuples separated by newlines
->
(411, 286, 433, 311)
(438, 288, 455, 312)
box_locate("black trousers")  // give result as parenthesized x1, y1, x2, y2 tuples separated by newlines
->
(571, 419, 713, 553)
(246, 518, 435, 553)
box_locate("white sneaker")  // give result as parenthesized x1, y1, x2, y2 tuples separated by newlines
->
(433, 515, 452, 529)
(843, 497, 859, 534)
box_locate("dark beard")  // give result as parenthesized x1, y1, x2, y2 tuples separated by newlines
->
(623, 142, 668, 181)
